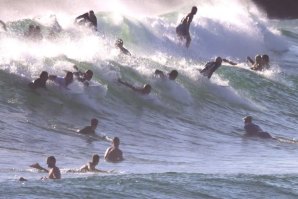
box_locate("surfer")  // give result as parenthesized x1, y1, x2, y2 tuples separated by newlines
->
(176, 6, 197, 48)
(118, 78, 152, 95)
(104, 137, 124, 163)
(75, 10, 97, 31)
(200, 57, 237, 79)
(0, 20, 7, 31)
(79, 118, 98, 134)
(247, 54, 269, 71)
(243, 116, 272, 139)
(154, 69, 178, 81)
(115, 39, 131, 56)
(28, 71, 49, 89)
(29, 156, 61, 179)
(48, 71, 74, 89)
(261, 54, 270, 69)
(80, 154, 108, 172)
(73, 65, 93, 86)
(25, 25, 43, 40)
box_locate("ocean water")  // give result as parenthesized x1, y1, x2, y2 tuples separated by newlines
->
(1, 0, 298, 198)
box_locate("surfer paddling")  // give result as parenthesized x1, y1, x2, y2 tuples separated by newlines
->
(243, 116, 272, 139)
(79, 118, 98, 134)
(200, 57, 237, 79)
(176, 6, 197, 48)
(28, 71, 49, 90)
(118, 78, 152, 95)
(23, 156, 61, 180)
(80, 154, 109, 172)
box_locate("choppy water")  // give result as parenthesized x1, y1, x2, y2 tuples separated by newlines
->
(1, 0, 298, 198)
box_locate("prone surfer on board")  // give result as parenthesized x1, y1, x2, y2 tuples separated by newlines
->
(118, 78, 152, 95)
(19, 156, 61, 181)
(243, 116, 272, 138)
(176, 6, 197, 48)
(200, 57, 237, 79)
(80, 154, 110, 172)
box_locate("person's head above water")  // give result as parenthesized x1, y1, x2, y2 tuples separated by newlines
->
(215, 57, 222, 65)
(40, 71, 48, 80)
(142, 84, 152, 95)
(91, 118, 98, 129)
(112, 137, 120, 148)
(89, 10, 95, 15)
(169, 70, 178, 80)
(115, 39, 124, 47)
(65, 71, 73, 82)
(261, 54, 269, 64)
(92, 154, 100, 165)
(46, 156, 56, 168)
(191, 6, 197, 15)
(255, 55, 262, 64)
(85, 70, 93, 81)
(243, 115, 253, 124)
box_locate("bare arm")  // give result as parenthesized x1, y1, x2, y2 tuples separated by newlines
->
(222, 58, 237, 66)
(247, 56, 254, 65)
(48, 167, 61, 179)
(118, 79, 137, 91)
(30, 163, 48, 172)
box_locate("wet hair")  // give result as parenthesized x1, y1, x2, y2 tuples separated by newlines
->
(255, 55, 262, 63)
(92, 154, 100, 162)
(47, 156, 56, 163)
(40, 71, 48, 79)
(91, 118, 98, 126)
(143, 84, 152, 94)
(191, 6, 198, 14)
(66, 72, 73, 79)
(113, 137, 120, 146)
(115, 39, 124, 47)
(169, 70, 178, 80)
(243, 116, 252, 122)
(215, 57, 222, 64)
(89, 10, 94, 15)
(85, 70, 93, 79)
(262, 54, 269, 63)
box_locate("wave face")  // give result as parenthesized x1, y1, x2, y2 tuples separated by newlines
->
(1, 0, 298, 198)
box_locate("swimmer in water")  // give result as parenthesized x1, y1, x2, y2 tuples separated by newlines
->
(154, 69, 178, 81)
(118, 78, 151, 95)
(243, 116, 272, 139)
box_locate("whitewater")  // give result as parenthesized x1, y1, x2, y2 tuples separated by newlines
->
(1, 0, 298, 198)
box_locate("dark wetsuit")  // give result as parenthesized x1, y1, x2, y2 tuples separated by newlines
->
(76, 13, 97, 30)
(244, 123, 272, 139)
(200, 61, 221, 79)
(29, 78, 47, 89)
(79, 126, 95, 134)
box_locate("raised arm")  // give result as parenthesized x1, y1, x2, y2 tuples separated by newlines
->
(247, 56, 254, 65)
(75, 13, 88, 21)
(0, 20, 6, 31)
